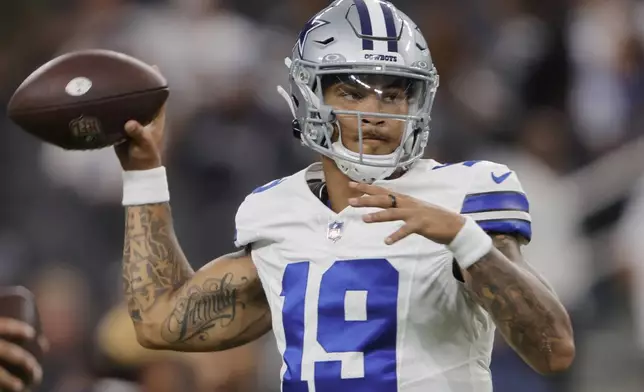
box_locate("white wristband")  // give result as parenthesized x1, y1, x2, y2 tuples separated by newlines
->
(122, 166, 170, 206)
(448, 216, 493, 270)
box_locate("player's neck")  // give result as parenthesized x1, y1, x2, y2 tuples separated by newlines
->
(320, 157, 364, 213)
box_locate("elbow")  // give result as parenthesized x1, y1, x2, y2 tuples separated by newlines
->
(551, 339, 576, 374)
(135, 332, 162, 350)
(535, 338, 576, 375)
(536, 314, 576, 375)
(132, 321, 168, 350)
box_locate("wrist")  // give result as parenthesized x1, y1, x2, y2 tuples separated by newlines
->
(119, 159, 162, 172)
(447, 216, 493, 270)
(122, 166, 170, 206)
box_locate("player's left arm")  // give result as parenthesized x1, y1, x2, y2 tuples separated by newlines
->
(459, 233, 575, 375)
(348, 165, 575, 376)
(453, 164, 574, 375)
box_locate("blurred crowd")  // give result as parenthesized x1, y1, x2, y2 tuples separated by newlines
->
(1, 0, 644, 391)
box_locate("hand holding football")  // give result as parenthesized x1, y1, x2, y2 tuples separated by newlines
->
(7, 49, 169, 150)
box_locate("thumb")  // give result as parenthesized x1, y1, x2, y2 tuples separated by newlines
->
(124, 120, 147, 141)
(123, 120, 156, 151)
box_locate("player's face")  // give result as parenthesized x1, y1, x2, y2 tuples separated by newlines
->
(323, 74, 412, 155)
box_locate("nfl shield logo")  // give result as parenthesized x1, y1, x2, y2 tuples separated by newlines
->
(327, 220, 344, 242)
(69, 115, 102, 142)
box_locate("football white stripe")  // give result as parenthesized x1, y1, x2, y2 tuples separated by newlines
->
(465, 210, 532, 222)
(364, 0, 388, 52)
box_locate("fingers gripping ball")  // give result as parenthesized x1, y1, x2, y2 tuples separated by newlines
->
(7, 49, 169, 150)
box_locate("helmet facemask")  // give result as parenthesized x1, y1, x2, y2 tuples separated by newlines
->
(286, 59, 439, 183)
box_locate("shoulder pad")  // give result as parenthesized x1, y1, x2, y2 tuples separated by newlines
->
(234, 177, 288, 248)
(460, 161, 532, 242)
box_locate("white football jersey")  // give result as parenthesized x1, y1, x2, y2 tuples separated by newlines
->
(234, 159, 532, 392)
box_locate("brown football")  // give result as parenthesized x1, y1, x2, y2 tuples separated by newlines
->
(7, 49, 168, 150)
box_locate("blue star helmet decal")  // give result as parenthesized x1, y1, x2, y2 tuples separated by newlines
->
(297, 18, 330, 57)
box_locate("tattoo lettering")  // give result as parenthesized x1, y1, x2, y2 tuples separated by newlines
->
(121, 205, 270, 350)
(162, 274, 248, 343)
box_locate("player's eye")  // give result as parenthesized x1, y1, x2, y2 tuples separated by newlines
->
(338, 88, 364, 101)
(381, 90, 406, 103)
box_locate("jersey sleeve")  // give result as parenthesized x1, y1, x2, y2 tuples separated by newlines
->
(460, 162, 532, 242)
(233, 200, 257, 248)
(233, 177, 287, 248)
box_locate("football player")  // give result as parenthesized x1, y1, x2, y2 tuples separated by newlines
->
(116, 1, 574, 391)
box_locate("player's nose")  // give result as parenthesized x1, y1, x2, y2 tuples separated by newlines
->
(359, 96, 386, 126)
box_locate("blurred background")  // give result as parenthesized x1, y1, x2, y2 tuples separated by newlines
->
(0, 0, 643, 391)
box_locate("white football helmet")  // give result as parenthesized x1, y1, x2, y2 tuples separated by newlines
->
(278, 0, 439, 183)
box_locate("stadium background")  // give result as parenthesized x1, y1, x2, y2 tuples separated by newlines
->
(1, 0, 644, 391)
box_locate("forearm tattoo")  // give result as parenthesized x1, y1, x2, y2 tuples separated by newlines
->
(122, 204, 194, 323)
(464, 235, 572, 372)
(123, 205, 263, 347)
(162, 274, 247, 343)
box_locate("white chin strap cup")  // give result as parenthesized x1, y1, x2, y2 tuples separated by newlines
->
(331, 141, 399, 183)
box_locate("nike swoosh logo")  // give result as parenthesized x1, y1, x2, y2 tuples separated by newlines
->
(491, 171, 512, 184)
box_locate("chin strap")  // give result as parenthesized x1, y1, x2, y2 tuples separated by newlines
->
(331, 141, 399, 183)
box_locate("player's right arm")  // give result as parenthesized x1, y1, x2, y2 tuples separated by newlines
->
(123, 203, 271, 352)
(116, 100, 271, 352)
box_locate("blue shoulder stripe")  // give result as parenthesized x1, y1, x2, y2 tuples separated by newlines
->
(251, 178, 285, 194)
(461, 191, 529, 214)
(477, 219, 532, 241)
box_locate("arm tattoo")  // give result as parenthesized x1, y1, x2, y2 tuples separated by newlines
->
(463, 235, 574, 373)
(122, 203, 194, 323)
(162, 274, 247, 343)
(123, 206, 270, 349)
(490, 235, 558, 295)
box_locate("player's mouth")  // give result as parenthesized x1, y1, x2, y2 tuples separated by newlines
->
(361, 138, 387, 148)
(360, 130, 389, 142)
(358, 133, 391, 153)
(358, 138, 393, 155)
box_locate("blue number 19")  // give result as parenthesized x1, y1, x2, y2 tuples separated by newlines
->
(280, 258, 399, 392)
